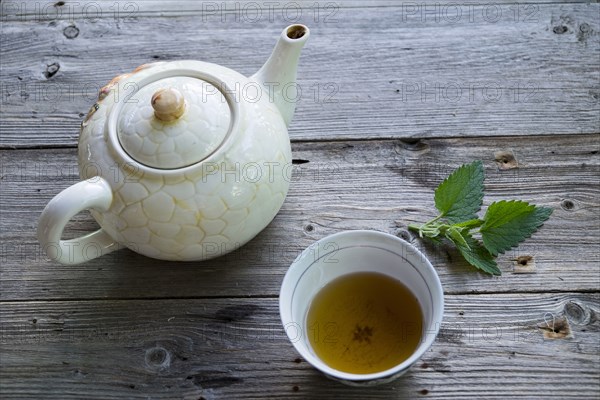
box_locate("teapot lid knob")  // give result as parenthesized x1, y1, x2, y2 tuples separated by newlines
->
(151, 87, 185, 121)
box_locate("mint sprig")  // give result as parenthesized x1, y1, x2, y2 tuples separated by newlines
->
(408, 161, 553, 275)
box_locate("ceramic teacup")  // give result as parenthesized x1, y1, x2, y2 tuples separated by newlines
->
(279, 230, 444, 386)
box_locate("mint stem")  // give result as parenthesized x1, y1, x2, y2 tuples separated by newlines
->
(408, 223, 421, 232)
(409, 214, 442, 231)
(408, 218, 448, 239)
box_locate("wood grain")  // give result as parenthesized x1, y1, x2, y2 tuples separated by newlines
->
(1, 4, 598, 147)
(1, 0, 593, 21)
(0, 293, 598, 399)
(1, 135, 598, 301)
(1, 1, 599, 398)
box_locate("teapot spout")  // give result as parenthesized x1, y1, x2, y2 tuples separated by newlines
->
(251, 25, 309, 127)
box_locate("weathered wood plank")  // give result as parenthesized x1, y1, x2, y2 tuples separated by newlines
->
(0, 293, 598, 399)
(1, 134, 598, 300)
(1, 4, 598, 147)
(1, 0, 592, 21)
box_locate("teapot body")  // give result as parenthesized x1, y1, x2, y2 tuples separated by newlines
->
(38, 24, 309, 264)
(78, 61, 292, 261)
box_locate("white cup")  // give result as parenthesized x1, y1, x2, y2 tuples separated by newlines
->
(279, 230, 444, 386)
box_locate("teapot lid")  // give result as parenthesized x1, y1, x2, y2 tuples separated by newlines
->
(115, 75, 232, 169)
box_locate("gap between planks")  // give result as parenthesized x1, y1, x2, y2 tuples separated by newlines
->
(1, 131, 599, 151)
(1, 288, 598, 304)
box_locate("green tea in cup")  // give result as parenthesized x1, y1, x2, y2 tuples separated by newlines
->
(306, 272, 423, 374)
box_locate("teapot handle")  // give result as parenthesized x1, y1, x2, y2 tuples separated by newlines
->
(37, 177, 123, 265)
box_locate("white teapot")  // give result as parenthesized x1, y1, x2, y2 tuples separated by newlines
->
(38, 25, 310, 265)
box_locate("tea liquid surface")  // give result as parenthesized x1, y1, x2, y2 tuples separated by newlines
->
(306, 272, 423, 374)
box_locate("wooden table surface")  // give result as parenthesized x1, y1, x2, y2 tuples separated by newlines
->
(1, 1, 599, 398)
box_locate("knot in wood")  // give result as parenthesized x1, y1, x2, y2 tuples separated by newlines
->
(561, 199, 575, 211)
(44, 63, 60, 79)
(397, 138, 429, 152)
(579, 23, 591, 33)
(145, 346, 171, 370)
(553, 25, 568, 34)
(63, 25, 79, 39)
(564, 301, 589, 325)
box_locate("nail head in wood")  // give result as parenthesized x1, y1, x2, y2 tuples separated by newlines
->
(494, 151, 518, 170)
(514, 255, 536, 274)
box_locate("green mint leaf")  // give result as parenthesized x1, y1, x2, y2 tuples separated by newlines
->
(445, 226, 470, 250)
(480, 200, 553, 256)
(447, 230, 501, 275)
(434, 161, 484, 223)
